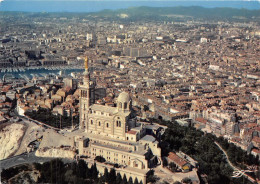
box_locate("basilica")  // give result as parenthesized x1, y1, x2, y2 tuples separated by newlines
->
(76, 57, 162, 183)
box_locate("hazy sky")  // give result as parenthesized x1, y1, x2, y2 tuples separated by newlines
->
(2, 0, 260, 3)
(4, 0, 257, 1)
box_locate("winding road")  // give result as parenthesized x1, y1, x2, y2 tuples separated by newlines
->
(214, 142, 257, 184)
(0, 152, 52, 170)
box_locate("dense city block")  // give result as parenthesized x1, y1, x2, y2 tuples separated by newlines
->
(0, 7, 260, 184)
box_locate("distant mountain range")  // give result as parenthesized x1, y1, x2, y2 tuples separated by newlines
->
(1, 6, 259, 21)
(90, 6, 260, 21)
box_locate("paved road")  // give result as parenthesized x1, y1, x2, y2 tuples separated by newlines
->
(13, 108, 60, 131)
(0, 152, 75, 170)
(0, 152, 52, 170)
(214, 142, 257, 184)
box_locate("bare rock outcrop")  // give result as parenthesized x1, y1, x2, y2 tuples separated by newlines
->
(0, 123, 26, 160)
(36, 147, 76, 159)
(35, 129, 75, 159)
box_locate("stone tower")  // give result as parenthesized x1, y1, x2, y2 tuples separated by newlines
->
(79, 57, 95, 130)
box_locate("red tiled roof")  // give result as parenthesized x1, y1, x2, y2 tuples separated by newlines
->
(255, 127, 260, 132)
(168, 152, 187, 167)
(252, 136, 260, 144)
(2, 85, 12, 93)
(127, 130, 137, 135)
(245, 123, 257, 129)
(231, 137, 242, 142)
(252, 149, 260, 154)
(195, 117, 207, 124)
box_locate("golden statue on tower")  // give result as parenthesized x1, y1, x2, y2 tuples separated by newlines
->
(84, 56, 88, 70)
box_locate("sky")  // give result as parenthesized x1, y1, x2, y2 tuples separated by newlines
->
(3, 0, 260, 1)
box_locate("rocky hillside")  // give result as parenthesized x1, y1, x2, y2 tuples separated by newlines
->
(0, 123, 26, 160)
(35, 129, 76, 159)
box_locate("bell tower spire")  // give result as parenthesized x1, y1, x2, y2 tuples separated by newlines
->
(83, 56, 90, 86)
(84, 56, 89, 71)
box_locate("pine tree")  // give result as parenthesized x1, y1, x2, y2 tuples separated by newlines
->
(97, 177, 104, 184)
(122, 174, 127, 184)
(173, 181, 181, 184)
(116, 173, 122, 184)
(104, 167, 109, 181)
(134, 177, 139, 184)
(86, 166, 91, 179)
(108, 168, 116, 183)
(129, 176, 133, 184)
(90, 163, 98, 180)
(163, 158, 168, 167)
(77, 159, 87, 178)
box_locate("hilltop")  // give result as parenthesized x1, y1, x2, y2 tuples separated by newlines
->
(0, 6, 259, 22)
(90, 6, 260, 21)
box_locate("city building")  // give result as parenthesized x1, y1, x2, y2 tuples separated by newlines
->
(76, 57, 162, 183)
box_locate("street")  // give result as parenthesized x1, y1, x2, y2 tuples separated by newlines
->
(0, 152, 52, 170)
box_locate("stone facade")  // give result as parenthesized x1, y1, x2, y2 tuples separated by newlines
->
(76, 62, 162, 183)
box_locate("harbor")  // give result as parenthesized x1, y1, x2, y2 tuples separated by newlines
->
(0, 65, 84, 80)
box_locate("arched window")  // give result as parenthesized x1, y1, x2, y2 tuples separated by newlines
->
(98, 121, 101, 126)
(106, 123, 109, 128)
(124, 102, 127, 109)
(116, 120, 121, 127)
(134, 161, 139, 167)
(90, 120, 93, 125)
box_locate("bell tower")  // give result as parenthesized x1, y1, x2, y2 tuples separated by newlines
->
(79, 57, 95, 130)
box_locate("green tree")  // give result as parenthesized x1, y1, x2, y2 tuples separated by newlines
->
(143, 105, 149, 111)
(163, 158, 168, 167)
(86, 165, 91, 179)
(116, 173, 122, 184)
(146, 170, 158, 183)
(134, 177, 139, 184)
(72, 177, 85, 184)
(182, 177, 192, 184)
(104, 167, 109, 181)
(122, 174, 127, 184)
(173, 181, 181, 184)
(95, 156, 106, 163)
(77, 159, 87, 178)
(108, 168, 116, 183)
(129, 176, 133, 184)
(90, 163, 98, 180)
(169, 162, 177, 172)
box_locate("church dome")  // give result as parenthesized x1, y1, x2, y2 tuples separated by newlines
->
(117, 92, 131, 103)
